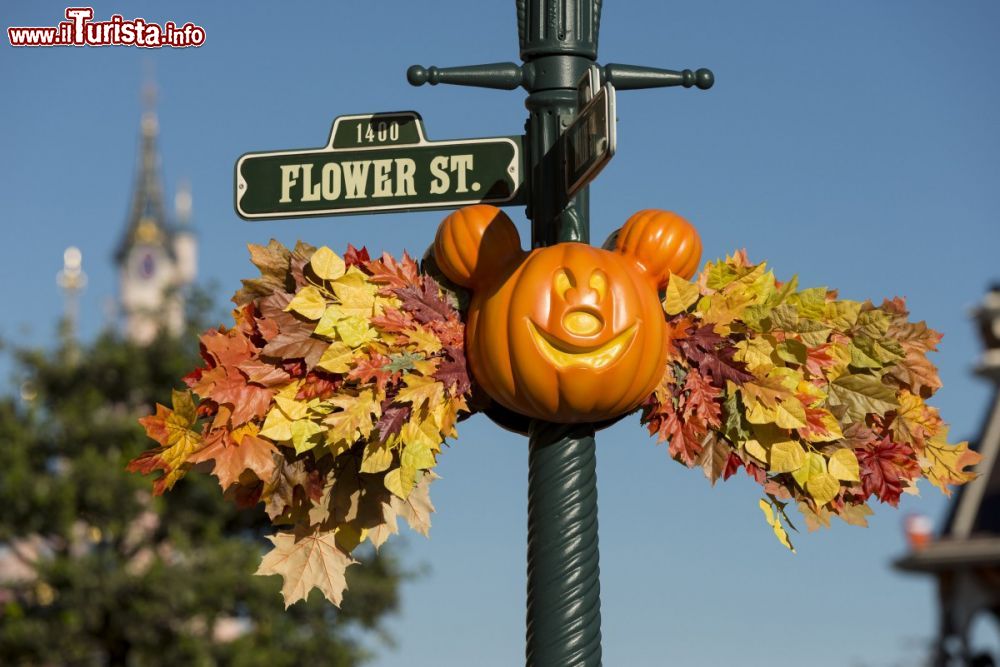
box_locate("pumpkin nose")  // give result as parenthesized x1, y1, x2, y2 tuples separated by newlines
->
(563, 309, 603, 336)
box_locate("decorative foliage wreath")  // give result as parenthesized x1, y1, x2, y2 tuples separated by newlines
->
(130, 214, 979, 606)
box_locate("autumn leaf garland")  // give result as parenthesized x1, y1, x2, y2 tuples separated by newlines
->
(129, 241, 470, 607)
(644, 250, 980, 550)
(130, 236, 981, 606)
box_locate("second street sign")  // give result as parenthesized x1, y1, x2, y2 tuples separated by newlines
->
(236, 111, 524, 220)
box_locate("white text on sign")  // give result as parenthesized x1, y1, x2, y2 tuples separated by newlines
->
(278, 155, 479, 203)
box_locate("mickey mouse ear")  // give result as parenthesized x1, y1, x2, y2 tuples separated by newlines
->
(614, 209, 702, 289)
(433, 205, 523, 288)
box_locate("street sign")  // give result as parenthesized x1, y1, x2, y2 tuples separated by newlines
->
(564, 82, 616, 199)
(577, 64, 601, 107)
(235, 111, 524, 220)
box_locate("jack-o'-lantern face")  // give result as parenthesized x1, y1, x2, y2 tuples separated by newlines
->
(433, 205, 702, 423)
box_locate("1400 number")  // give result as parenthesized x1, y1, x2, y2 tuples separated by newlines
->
(356, 120, 400, 144)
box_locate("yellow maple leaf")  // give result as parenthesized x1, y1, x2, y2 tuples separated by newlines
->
(891, 390, 939, 449)
(314, 305, 348, 338)
(922, 428, 980, 496)
(395, 374, 445, 411)
(259, 406, 293, 442)
(274, 394, 310, 420)
(290, 419, 326, 454)
(324, 390, 379, 450)
(742, 370, 807, 429)
(400, 418, 440, 471)
(336, 316, 376, 348)
(734, 336, 775, 374)
(136, 390, 204, 491)
(404, 327, 443, 355)
(316, 341, 354, 373)
(255, 531, 356, 608)
(360, 441, 394, 474)
(663, 273, 701, 315)
(384, 464, 417, 499)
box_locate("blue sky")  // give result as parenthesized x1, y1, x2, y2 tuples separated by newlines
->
(3, 1, 1000, 665)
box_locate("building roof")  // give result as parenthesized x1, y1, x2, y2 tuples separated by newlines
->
(895, 286, 1000, 573)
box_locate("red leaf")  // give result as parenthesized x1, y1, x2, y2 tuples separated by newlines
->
(376, 402, 411, 442)
(856, 435, 922, 506)
(200, 328, 255, 368)
(722, 452, 742, 480)
(193, 367, 274, 426)
(296, 371, 341, 400)
(138, 404, 172, 446)
(804, 344, 836, 379)
(364, 251, 420, 290)
(370, 307, 416, 334)
(344, 244, 371, 268)
(434, 347, 471, 396)
(428, 316, 465, 348)
(674, 325, 754, 386)
(347, 353, 394, 391)
(744, 461, 767, 485)
(393, 277, 453, 325)
(682, 368, 722, 429)
(189, 432, 279, 490)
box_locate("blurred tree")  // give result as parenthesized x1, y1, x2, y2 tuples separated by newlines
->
(0, 297, 405, 666)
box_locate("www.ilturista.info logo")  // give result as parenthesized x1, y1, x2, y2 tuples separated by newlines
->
(8, 7, 205, 48)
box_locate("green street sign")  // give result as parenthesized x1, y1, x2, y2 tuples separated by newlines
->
(235, 111, 524, 220)
(565, 82, 616, 199)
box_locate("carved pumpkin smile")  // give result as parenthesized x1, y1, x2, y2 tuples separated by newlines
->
(527, 319, 637, 370)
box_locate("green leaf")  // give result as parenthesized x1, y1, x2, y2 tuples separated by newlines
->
(290, 419, 325, 454)
(792, 452, 826, 488)
(775, 339, 807, 365)
(827, 373, 900, 422)
(386, 352, 424, 373)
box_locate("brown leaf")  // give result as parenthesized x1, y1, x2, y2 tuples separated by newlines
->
(237, 358, 293, 387)
(390, 471, 436, 536)
(189, 432, 279, 489)
(695, 433, 732, 485)
(262, 330, 328, 371)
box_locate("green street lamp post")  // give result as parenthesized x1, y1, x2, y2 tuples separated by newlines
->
(408, 2, 713, 664)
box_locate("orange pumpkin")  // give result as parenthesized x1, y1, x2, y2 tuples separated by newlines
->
(434, 205, 702, 423)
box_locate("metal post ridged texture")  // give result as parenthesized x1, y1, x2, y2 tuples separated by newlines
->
(526, 421, 602, 667)
(522, 2, 602, 663)
(517, 0, 601, 60)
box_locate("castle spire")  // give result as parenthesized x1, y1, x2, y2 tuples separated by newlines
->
(116, 72, 194, 344)
(116, 74, 169, 263)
